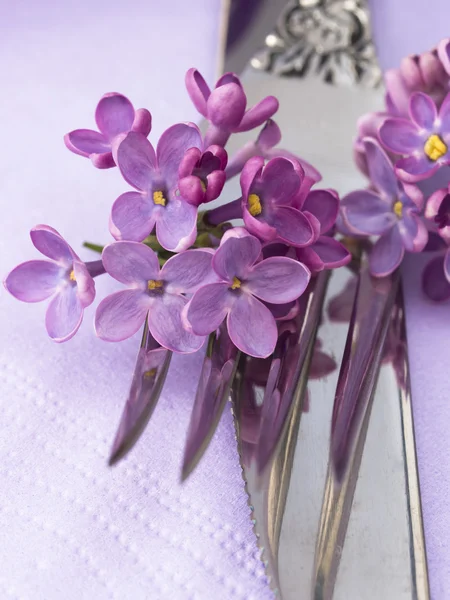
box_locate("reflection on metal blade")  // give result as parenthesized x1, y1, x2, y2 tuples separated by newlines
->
(232, 272, 330, 596)
(109, 324, 172, 465)
(219, 27, 428, 599)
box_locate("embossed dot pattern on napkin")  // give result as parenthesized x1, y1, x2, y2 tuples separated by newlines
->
(0, 2, 272, 598)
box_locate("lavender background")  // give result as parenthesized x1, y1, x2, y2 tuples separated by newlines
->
(1, 0, 450, 599)
(0, 2, 271, 598)
(368, 1, 450, 597)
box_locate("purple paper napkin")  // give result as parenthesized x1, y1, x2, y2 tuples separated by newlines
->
(0, 2, 271, 598)
(368, 1, 450, 597)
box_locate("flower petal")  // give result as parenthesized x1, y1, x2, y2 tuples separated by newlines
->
(258, 119, 281, 150)
(186, 283, 232, 336)
(311, 237, 351, 269)
(295, 246, 325, 273)
(212, 235, 261, 281)
(237, 96, 279, 132)
(95, 93, 135, 139)
(64, 129, 110, 157)
(148, 294, 205, 353)
(72, 261, 96, 308)
(240, 156, 264, 200)
(4, 260, 61, 302)
(205, 170, 226, 203)
(178, 175, 204, 206)
(342, 190, 395, 235)
(242, 206, 278, 242)
(302, 189, 339, 234)
(246, 256, 310, 303)
(110, 191, 155, 242)
(422, 255, 450, 301)
(439, 91, 450, 132)
(425, 187, 447, 218)
(95, 289, 149, 341)
(114, 131, 157, 191)
(185, 68, 210, 116)
(227, 294, 277, 358)
(102, 241, 160, 285)
(395, 154, 440, 182)
(155, 198, 197, 252)
(161, 249, 214, 294)
(90, 152, 115, 169)
(369, 227, 405, 277)
(445, 249, 450, 281)
(132, 108, 152, 136)
(270, 206, 315, 247)
(298, 237, 351, 271)
(362, 138, 398, 200)
(260, 157, 303, 205)
(207, 83, 246, 130)
(45, 286, 83, 342)
(438, 38, 450, 75)
(156, 123, 202, 187)
(379, 118, 423, 154)
(409, 92, 437, 129)
(30, 225, 74, 264)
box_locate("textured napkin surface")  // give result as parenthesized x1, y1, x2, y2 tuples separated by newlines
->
(0, 2, 272, 598)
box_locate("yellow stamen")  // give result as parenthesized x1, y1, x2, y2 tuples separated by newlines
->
(153, 190, 167, 206)
(393, 200, 403, 218)
(148, 279, 163, 290)
(69, 270, 76, 282)
(424, 134, 447, 161)
(231, 277, 241, 290)
(248, 193, 262, 217)
(200, 180, 207, 192)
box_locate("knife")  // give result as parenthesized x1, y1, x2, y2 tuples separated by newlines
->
(222, 1, 429, 598)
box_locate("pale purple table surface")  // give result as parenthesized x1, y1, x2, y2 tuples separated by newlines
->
(1, 1, 450, 599)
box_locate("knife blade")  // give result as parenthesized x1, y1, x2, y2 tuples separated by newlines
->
(220, 2, 429, 598)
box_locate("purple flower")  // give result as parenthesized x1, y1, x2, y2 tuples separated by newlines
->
(226, 119, 322, 198)
(95, 241, 215, 353)
(426, 184, 450, 243)
(342, 138, 428, 277)
(422, 251, 450, 302)
(240, 156, 316, 247)
(110, 125, 203, 252)
(185, 69, 278, 146)
(4, 225, 99, 342)
(185, 231, 311, 358)
(295, 190, 351, 273)
(385, 50, 448, 118)
(353, 111, 389, 177)
(178, 145, 227, 206)
(64, 93, 152, 169)
(379, 91, 450, 182)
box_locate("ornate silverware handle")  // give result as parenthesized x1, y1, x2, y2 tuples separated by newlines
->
(250, 0, 381, 87)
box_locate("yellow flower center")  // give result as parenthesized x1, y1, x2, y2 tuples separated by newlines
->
(148, 279, 163, 290)
(424, 134, 447, 161)
(69, 270, 76, 282)
(393, 200, 403, 218)
(231, 277, 241, 290)
(153, 190, 167, 206)
(248, 193, 262, 217)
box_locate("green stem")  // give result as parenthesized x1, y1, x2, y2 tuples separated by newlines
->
(83, 241, 104, 253)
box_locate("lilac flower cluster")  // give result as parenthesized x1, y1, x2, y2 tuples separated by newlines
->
(341, 37, 450, 300)
(5, 70, 349, 359)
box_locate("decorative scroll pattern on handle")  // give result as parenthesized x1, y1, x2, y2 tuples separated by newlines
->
(250, 0, 381, 87)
